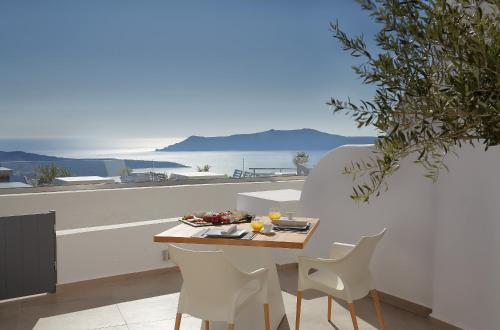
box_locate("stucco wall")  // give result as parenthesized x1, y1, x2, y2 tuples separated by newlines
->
(1, 145, 499, 329)
(56, 219, 179, 284)
(0, 180, 304, 230)
(299, 144, 500, 330)
(299, 145, 436, 308)
(0, 180, 304, 284)
(431, 145, 500, 330)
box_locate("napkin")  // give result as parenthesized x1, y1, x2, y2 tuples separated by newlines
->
(221, 224, 237, 235)
(273, 220, 308, 227)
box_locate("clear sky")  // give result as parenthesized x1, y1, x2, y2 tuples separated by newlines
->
(0, 0, 380, 140)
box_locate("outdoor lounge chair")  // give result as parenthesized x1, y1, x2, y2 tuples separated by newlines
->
(243, 171, 254, 178)
(169, 245, 271, 330)
(296, 229, 387, 330)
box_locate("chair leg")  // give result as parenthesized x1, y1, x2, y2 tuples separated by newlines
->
(263, 303, 270, 330)
(327, 295, 333, 321)
(348, 303, 359, 330)
(174, 313, 182, 330)
(204, 320, 210, 330)
(371, 289, 386, 330)
(295, 291, 303, 330)
(227, 324, 235, 330)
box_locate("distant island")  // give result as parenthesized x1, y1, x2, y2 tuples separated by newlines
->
(0, 151, 187, 181)
(157, 128, 375, 151)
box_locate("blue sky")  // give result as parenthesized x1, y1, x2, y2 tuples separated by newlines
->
(0, 0, 380, 139)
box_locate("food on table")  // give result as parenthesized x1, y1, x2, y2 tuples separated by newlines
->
(203, 212, 223, 224)
(180, 210, 253, 226)
(194, 211, 206, 218)
(231, 211, 249, 221)
(190, 218, 209, 225)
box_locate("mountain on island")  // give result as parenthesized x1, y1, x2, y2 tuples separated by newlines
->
(0, 151, 187, 181)
(0, 151, 63, 162)
(157, 129, 375, 151)
(0, 150, 186, 168)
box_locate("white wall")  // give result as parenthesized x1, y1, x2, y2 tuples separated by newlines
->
(2, 145, 499, 329)
(0, 180, 304, 284)
(431, 145, 500, 330)
(299, 145, 436, 308)
(298, 144, 500, 330)
(56, 219, 179, 284)
(0, 180, 304, 230)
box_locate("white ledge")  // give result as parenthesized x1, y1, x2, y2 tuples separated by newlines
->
(57, 217, 179, 236)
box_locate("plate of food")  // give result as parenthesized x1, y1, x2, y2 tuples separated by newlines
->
(179, 210, 255, 227)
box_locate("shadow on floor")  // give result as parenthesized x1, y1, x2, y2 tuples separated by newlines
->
(1, 267, 434, 330)
(0, 268, 183, 330)
(277, 266, 432, 330)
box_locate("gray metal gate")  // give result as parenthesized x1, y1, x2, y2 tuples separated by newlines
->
(0, 211, 57, 300)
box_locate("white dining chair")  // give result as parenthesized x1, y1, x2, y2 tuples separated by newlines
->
(169, 245, 271, 330)
(295, 229, 387, 330)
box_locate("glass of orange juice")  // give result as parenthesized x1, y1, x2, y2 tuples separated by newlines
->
(268, 207, 282, 221)
(251, 219, 264, 232)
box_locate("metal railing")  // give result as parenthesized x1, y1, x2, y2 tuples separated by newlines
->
(247, 167, 297, 177)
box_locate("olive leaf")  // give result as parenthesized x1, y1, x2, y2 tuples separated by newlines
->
(329, 0, 499, 202)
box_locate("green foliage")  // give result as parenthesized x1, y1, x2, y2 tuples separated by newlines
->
(119, 167, 133, 176)
(329, 0, 499, 202)
(197, 164, 211, 172)
(293, 152, 310, 166)
(34, 163, 71, 185)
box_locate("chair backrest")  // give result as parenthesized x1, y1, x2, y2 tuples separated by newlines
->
(24, 176, 34, 185)
(154, 173, 167, 182)
(243, 171, 254, 178)
(338, 229, 386, 278)
(169, 245, 246, 306)
(232, 169, 243, 178)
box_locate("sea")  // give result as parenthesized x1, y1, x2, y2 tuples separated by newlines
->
(0, 138, 330, 176)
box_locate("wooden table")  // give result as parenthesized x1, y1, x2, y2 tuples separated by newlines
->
(154, 217, 319, 330)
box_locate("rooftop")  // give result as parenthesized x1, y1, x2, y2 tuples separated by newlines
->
(53, 176, 116, 185)
(0, 182, 32, 189)
(0, 167, 13, 179)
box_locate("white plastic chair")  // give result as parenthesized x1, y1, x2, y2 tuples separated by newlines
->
(295, 229, 387, 330)
(169, 245, 271, 330)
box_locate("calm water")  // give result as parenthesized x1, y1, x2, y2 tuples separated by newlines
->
(0, 138, 329, 176)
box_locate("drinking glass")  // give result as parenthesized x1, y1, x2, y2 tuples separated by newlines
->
(268, 207, 282, 221)
(251, 219, 264, 232)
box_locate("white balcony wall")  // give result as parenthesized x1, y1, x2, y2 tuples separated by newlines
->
(0, 180, 304, 230)
(299, 145, 436, 308)
(431, 145, 500, 330)
(0, 180, 304, 284)
(298, 144, 500, 330)
(56, 219, 179, 284)
(1, 144, 499, 329)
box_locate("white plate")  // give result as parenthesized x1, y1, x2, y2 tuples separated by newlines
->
(205, 229, 248, 238)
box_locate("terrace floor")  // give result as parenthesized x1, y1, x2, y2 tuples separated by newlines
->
(0, 267, 436, 330)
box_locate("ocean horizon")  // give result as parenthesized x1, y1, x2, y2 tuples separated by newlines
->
(0, 138, 329, 176)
